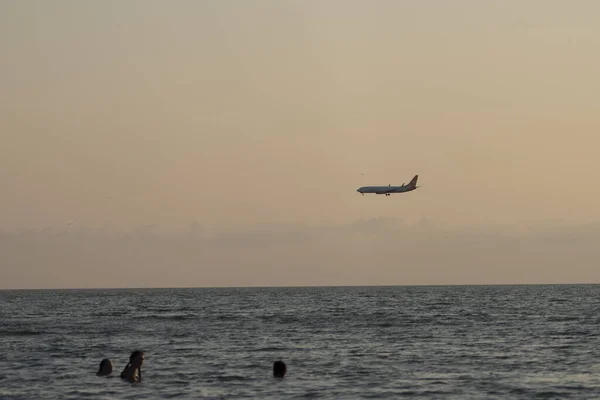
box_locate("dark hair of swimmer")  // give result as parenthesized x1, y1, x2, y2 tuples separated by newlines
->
(129, 350, 144, 364)
(96, 358, 113, 376)
(273, 360, 286, 378)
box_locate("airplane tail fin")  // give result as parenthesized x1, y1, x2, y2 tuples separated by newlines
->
(408, 175, 418, 188)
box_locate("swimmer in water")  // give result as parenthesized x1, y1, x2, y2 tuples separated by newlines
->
(96, 358, 113, 376)
(273, 360, 286, 378)
(120, 350, 144, 382)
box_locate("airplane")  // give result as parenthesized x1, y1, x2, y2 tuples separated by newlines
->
(356, 175, 419, 196)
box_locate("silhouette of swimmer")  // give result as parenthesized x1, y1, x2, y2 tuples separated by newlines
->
(273, 360, 286, 378)
(96, 358, 113, 376)
(120, 350, 144, 382)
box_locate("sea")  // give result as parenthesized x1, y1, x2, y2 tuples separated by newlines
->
(0, 285, 599, 399)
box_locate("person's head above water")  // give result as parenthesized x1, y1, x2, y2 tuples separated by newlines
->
(96, 358, 113, 376)
(273, 360, 286, 378)
(129, 350, 144, 369)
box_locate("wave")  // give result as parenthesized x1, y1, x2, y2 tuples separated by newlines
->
(0, 329, 49, 336)
(133, 314, 198, 321)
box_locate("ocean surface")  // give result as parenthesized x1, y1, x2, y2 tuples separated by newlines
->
(1, 285, 599, 399)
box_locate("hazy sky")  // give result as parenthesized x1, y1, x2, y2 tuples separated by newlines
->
(2, 1, 600, 287)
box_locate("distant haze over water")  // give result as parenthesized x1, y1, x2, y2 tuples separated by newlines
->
(1, 219, 600, 289)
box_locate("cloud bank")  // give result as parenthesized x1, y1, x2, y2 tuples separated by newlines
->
(1, 219, 599, 289)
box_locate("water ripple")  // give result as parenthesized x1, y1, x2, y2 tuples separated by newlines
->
(1, 285, 600, 398)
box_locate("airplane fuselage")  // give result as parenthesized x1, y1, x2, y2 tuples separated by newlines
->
(356, 185, 417, 195)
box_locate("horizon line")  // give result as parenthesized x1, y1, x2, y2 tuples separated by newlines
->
(1, 282, 598, 291)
